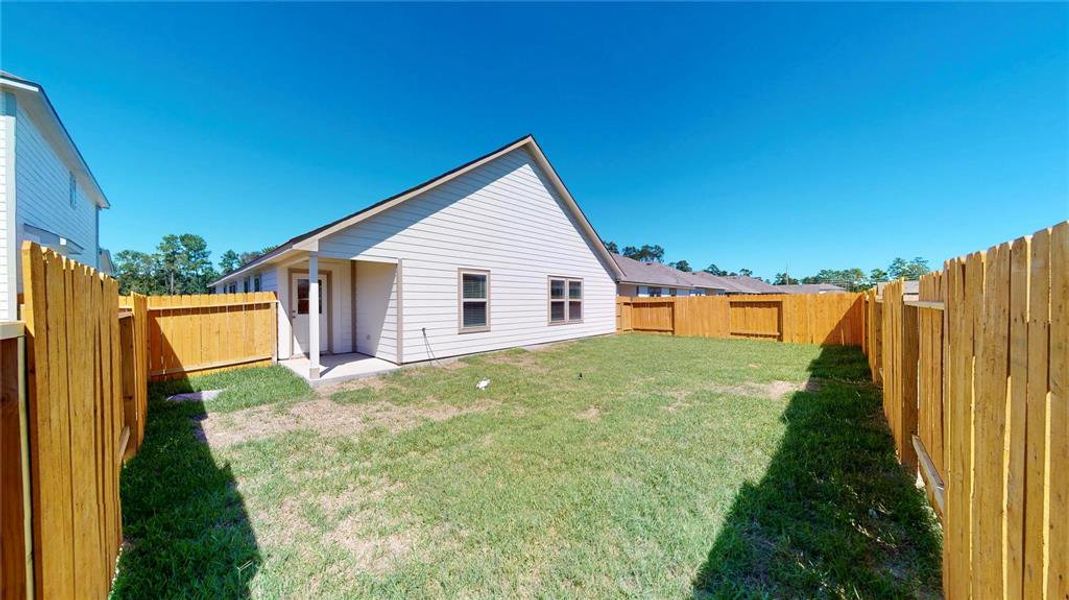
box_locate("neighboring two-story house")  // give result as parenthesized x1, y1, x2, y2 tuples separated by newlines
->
(1, 71, 111, 320)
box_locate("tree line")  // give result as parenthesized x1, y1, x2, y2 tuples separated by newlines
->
(113, 233, 274, 295)
(603, 239, 929, 292)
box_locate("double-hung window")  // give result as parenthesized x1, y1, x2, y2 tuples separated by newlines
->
(549, 277, 583, 324)
(459, 270, 490, 333)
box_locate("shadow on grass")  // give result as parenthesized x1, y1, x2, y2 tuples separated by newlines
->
(112, 377, 261, 599)
(692, 345, 942, 598)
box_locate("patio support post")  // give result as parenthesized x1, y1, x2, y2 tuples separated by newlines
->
(308, 252, 321, 379)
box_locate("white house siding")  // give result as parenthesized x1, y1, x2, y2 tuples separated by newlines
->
(275, 259, 352, 359)
(0, 94, 14, 320)
(318, 147, 617, 363)
(354, 260, 398, 360)
(13, 103, 98, 269)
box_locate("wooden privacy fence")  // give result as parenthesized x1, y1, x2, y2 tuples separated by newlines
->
(143, 292, 277, 381)
(865, 222, 1067, 599)
(617, 293, 866, 346)
(3, 243, 141, 598)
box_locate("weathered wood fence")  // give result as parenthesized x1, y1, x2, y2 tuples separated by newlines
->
(864, 222, 1067, 599)
(617, 293, 865, 346)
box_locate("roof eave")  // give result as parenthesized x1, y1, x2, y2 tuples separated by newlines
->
(1, 73, 110, 209)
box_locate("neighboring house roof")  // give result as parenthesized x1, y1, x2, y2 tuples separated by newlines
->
(774, 283, 848, 294)
(679, 270, 728, 292)
(698, 274, 779, 294)
(612, 254, 695, 288)
(614, 259, 780, 295)
(211, 135, 624, 286)
(0, 71, 109, 209)
(876, 280, 920, 298)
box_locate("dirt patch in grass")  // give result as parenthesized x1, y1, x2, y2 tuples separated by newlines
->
(195, 397, 497, 448)
(707, 378, 823, 400)
(576, 406, 601, 421)
(327, 515, 414, 575)
(319, 376, 392, 394)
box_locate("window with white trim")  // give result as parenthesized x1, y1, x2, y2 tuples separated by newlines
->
(243, 277, 250, 293)
(459, 270, 489, 332)
(549, 277, 583, 324)
(253, 274, 262, 292)
(648, 287, 663, 297)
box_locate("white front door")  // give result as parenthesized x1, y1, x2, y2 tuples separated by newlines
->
(291, 273, 329, 355)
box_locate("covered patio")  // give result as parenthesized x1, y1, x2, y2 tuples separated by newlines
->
(280, 351, 399, 387)
(276, 249, 402, 382)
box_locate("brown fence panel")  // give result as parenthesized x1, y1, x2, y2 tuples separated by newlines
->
(627, 298, 675, 334)
(118, 294, 149, 456)
(143, 292, 277, 381)
(861, 221, 1067, 599)
(616, 298, 633, 332)
(729, 299, 782, 340)
(19, 242, 124, 598)
(618, 293, 864, 346)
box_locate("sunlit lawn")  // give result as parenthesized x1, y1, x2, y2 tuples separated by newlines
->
(115, 334, 941, 598)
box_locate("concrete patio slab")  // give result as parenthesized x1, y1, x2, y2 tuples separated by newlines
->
(280, 352, 400, 387)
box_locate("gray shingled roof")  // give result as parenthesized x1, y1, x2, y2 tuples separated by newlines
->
(612, 254, 695, 288)
(773, 283, 848, 294)
(613, 255, 782, 294)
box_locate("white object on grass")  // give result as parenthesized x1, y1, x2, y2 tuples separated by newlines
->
(476, 379, 491, 390)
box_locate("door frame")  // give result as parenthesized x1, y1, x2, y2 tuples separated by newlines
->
(287, 267, 334, 355)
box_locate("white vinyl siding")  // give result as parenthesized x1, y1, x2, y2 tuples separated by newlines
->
(318, 147, 616, 362)
(354, 260, 397, 359)
(0, 96, 13, 319)
(13, 102, 98, 270)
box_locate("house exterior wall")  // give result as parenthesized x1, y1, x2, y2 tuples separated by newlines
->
(317, 147, 617, 363)
(13, 102, 99, 268)
(0, 93, 14, 320)
(634, 285, 692, 297)
(617, 283, 637, 297)
(354, 260, 397, 360)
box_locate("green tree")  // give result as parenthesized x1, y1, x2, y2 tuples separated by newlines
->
(239, 245, 277, 266)
(114, 250, 160, 295)
(157, 234, 216, 294)
(622, 244, 665, 263)
(703, 264, 727, 276)
(868, 268, 889, 286)
(738, 268, 753, 277)
(218, 250, 241, 275)
(603, 240, 619, 254)
(670, 260, 692, 272)
(774, 272, 799, 285)
(887, 257, 930, 280)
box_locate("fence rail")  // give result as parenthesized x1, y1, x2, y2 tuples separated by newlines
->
(865, 221, 1067, 599)
(617, 293, 865, 346)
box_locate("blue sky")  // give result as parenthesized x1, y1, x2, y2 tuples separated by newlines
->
(4, 3, 1067, 279)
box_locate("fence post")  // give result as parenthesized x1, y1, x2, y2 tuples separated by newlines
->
(1, 322, 32, 599)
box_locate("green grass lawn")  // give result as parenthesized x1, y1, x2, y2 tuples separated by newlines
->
(114, 334, 941, 598)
